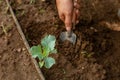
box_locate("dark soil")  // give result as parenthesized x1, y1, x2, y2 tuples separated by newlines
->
(10, 0, 120, 80)
(0, 1, 41, 80)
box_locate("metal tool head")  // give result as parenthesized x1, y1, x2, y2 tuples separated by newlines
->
(60, 31, 76, 44)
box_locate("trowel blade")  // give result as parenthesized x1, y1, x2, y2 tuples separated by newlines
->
(60, 31, 76, 44)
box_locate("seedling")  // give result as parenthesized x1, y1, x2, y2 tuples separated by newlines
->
(1, 22, 8, 36)
(1, 22, 13, 36)
(30, 35, 57, 69)
(30, 0, 36, 4)
(81, 50, 94, 58)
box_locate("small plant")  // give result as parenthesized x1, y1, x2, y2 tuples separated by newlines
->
(81, 50, 94, 58)
(1, 23, 7, 36)
(30, 35, 57, 69)
(30, 0, 36, 4)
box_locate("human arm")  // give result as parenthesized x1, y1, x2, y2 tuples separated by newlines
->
(56, 0, 80, 31)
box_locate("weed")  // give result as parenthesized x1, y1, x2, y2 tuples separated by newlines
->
(30, 0, 36, 4)
(30, 35, 57, 69)
(15, 9, 25, 16)
(1, 22, 8, 36)
(81, 50, 94, 58)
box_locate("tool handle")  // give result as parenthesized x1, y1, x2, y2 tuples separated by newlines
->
(67, 23, 75, 37)
(67, 31, 72, 38)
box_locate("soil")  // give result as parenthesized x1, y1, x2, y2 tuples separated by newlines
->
(4, 0, 120, 80)
(0, 1, 41, 80)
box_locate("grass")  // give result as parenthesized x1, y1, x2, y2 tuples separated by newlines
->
(1, 22, 13, 36)
(1, 22, 8, 36)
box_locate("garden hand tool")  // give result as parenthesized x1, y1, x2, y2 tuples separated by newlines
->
(60, 23, 76, 44)
(60, 0, 79, 44)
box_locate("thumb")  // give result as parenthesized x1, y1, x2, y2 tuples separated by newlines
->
(65, 14, 72, 31)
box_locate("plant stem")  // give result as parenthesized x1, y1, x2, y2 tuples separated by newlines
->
(1, 22, 7, 36)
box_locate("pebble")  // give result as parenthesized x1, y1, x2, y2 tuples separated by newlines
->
(17, 48, 22, 53)
(82, 67, 85, 70)
(22, 48, 26, 51)
(103, 70, 106, 74)
(90, 27, 98, 32)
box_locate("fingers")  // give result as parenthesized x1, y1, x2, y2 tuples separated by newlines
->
(72, 9, 77, 23)
(73, 0, 80, 24)
(72, 9, 80, 24)
(74, 2, 80, 9)
(75, 9, 80, 24)
(65, 13, 72, 31)
(59, 13, 72, 31)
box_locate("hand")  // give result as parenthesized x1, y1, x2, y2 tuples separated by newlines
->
(56, 0, 80, 31)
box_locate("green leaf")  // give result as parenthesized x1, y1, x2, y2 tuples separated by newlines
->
(43, 46, 50, 57)
(41, 35, 56, 51)
(50, 49, 57, 54)
(30, 45, 43, 60)
(44, 57, 55, 68)
(39, 61, 44, 68)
